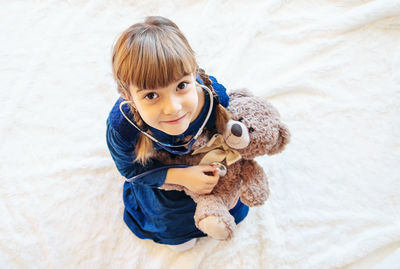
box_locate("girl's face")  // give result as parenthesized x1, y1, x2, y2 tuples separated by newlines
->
(128, 73, 204, 136)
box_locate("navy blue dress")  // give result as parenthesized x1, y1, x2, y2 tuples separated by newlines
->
(106, 75, 249, 245)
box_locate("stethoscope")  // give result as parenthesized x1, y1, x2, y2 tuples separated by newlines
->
(119, 83, 214, 156)
(119, 83, 227, 183)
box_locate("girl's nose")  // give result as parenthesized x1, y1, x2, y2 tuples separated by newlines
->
(163, 95, 182, 115)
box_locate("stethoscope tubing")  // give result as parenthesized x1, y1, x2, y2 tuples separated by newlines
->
(119, 83, 217, 182)
(126, 164, 190, 183)
(119, 83, 214, 154)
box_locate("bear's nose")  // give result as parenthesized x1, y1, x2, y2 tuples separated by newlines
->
(231, 123, 243, 137)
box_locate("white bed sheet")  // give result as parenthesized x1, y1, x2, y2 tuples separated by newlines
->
(1, 0, 399, 268)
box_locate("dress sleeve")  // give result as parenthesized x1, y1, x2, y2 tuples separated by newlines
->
(106, 119, 169, 188)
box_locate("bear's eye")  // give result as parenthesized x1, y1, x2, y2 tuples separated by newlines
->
(248, 127, 255, 133)
(238, 117, 244, 122)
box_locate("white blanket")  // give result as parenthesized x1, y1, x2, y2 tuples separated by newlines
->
(1, 0, 399, 268)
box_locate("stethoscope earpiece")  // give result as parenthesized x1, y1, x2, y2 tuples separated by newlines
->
(119, 83, 215, 155)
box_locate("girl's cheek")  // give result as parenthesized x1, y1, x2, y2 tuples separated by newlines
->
(186, 97, 197, 112)
(136, 104, 156, 121)
(189, 89, 199, 106)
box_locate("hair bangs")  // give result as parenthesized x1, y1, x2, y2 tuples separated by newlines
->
(130, 28, 197, 90)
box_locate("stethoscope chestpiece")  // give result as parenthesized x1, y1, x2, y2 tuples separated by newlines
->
(211, 162, 227, 177)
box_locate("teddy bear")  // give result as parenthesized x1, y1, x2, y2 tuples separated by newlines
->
(156, 88, 291, 240)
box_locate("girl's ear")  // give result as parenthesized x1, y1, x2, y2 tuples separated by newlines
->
(121, 91, 137, 111)
(122, 91, 129, 100)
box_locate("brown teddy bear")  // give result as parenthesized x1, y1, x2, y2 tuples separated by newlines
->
(157, 88, 290, 240)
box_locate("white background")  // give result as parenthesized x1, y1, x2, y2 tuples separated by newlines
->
(1, 0, 399, 268)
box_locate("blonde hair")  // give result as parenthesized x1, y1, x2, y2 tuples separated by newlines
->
(111, 16, 230, 164)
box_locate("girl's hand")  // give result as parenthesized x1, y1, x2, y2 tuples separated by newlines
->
(166, 165, 220, 195)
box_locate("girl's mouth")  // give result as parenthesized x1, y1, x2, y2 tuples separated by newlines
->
(162, 113, 187, 124)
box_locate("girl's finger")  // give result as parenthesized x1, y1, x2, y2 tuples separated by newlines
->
(205, 188, 213, 194)
(206, 175, 219, 184)
(200, 165, 217, 172)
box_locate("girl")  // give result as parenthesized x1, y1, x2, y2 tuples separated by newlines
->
(106, 16, 249, 252)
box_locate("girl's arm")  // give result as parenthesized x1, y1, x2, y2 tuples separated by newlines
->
(165, 165, 219, 195)
(107, 119, 170, 187)
(107, 120, 220, 191)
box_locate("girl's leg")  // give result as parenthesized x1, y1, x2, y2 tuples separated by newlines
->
(167, 238, 197, 252)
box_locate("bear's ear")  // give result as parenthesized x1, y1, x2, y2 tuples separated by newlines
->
(268, 123, 291, 155)
(228, 88, 254, 99)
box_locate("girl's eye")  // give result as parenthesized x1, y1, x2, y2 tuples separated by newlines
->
(145, 92, 158, 100)
(238, 117, 244, 122)
(177, 82, 188, 90)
